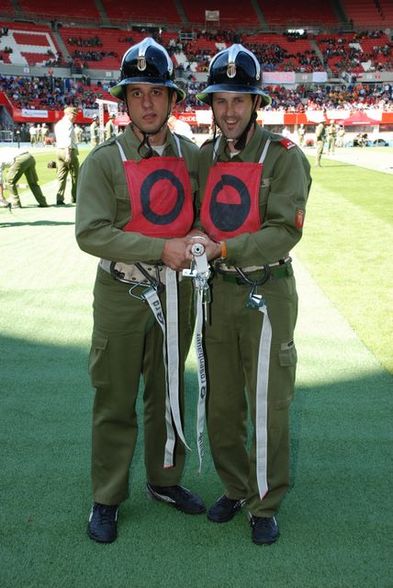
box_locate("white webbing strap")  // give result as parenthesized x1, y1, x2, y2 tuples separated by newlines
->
(165, 267, 190, 454)
(258, 138, 271, 163)
(143, 271, 189, 469)
(116, 141, 127, 161)
(255, 301, 272, 499)
(173, 133, 182, 157)
(194, 288, 207, 471)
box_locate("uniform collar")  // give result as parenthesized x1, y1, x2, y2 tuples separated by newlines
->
(122, 124, 179, 159)
(216, 124, 265, 162)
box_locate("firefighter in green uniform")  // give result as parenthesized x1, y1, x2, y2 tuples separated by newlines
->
(189, 44, 311, 545)
(1, 151, 48, 207)
(89, 115, 100, 147)
(315, 120, 326, 166)
(75, 37, 205, 544)
(104, 112, 117, 140)
(327, 120, 337, 155)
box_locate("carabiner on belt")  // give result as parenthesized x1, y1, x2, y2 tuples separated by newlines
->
(234, 265, 271, 309)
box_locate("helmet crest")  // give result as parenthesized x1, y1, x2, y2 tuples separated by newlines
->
(197, 43, 270, 106)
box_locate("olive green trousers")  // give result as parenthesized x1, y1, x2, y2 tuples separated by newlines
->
(89, 267, 193, 505)
(205, 269, 298, 517)
(56, 148, 79, 203)
(7, 153, 47, 206)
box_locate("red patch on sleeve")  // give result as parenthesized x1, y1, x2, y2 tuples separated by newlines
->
(295, 208, 304, 229)
(280, 138, 296, 150)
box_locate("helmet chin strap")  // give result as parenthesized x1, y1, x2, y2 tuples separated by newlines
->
(127, 91, 174, 159)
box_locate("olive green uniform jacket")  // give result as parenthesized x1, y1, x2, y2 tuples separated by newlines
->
(75, 124, 199, 505)
(198, 125, 311, 516)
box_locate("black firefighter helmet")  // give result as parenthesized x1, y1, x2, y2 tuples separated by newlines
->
(110, 37, 185, 103)
(197, 44, 271, 106)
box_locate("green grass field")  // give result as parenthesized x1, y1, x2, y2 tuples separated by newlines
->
(6, 145, 393, 373)
(297, 152, 393, 374)
(1, 146, 392, 587)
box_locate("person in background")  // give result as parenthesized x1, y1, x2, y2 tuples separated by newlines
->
(104, 112, 117, 140)
(0, 149, 48, 208)
(0, 163, 12, 209)
(74, 123, 83, 144)
(336, 124, 346, 148)
(41, 123, 49, 145)
(281, 125, 291, 139)
(29, 124, 37, 147)
(297, 123, 306, 147)
(190, 43, 311, 545)
(315, 120, 326, 167)
(326, 120, 337, 155)
(54, 106, 79, 205)
(89, 115, 100, 147)
(168, 114, 195, 142)
(75, 37, 205, 545)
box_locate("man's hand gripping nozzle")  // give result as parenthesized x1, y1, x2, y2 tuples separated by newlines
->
(183, 239, 211, 322)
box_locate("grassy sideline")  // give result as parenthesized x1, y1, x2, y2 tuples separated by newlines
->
(296, 151, 393, 374)
(4, 144, 393, 374)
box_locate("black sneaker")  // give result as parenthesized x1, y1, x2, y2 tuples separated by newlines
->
(56, 201, 66, 206)
(250, 515, 279, 545)
(146, 483, 206, 515)
(87, 503, 119, 543)
(207, 495, 245, 523)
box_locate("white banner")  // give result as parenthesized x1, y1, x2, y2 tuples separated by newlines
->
(262, 71, 296, 84)
(312, 72, 328, 83)
(326, 109, 350, 120)
(366, 109, 383, 121)
(83, 108, 100, 119)
(21, 109, 48, 118)
(195, 110, 213, 125)
(205, 10, 220, 20)
(258, 110, 285, 124)
(305, 110, 327, 123)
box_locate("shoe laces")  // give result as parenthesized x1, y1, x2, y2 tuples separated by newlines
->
(166, 485, 189, 500)
(251, 515, 275, 529)
(94, 504, 118, 524)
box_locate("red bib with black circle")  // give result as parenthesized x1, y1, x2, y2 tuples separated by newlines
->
(122, 157, 194, 238)
(200, 161, 262, 241)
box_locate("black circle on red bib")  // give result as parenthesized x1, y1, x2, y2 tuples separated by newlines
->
(141, 169, 184, 225)
(210, 174, 250, 232)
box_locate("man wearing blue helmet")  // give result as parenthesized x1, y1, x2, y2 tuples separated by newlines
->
(191, 44, 312, 545)
(76, 37, 204, 544)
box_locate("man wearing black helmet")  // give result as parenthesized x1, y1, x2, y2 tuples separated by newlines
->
(190, 44, 311, 545)
(75, 37, 204, 544)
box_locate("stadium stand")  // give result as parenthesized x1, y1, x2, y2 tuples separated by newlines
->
(102, 0, 181, 26)
(0, 22, 62, 67)
(181, 0, 259, 28)
(258, 0, 338, 27)
(341, 0, 393, 27)
(0, 0, 392, 139)
(17, 0, 100, 21)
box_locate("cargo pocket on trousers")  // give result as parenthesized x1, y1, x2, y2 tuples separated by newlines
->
(278, 342, 298, 367)
(88, 334, 110, 389)
(271, 342, 298, 409)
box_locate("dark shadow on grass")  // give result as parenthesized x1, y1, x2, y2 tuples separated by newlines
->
(1, 333, 393, 586)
